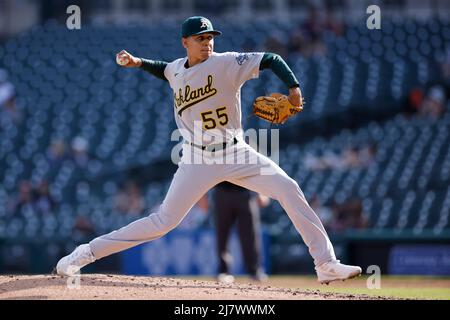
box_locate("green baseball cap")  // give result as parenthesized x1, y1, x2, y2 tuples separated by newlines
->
(181, 16, 222, 38)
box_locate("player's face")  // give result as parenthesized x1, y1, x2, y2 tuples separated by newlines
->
(182, 33, 215, 62)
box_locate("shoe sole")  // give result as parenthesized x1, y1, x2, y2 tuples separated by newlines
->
(51, 266, 71, 277)
(319, 269, 362, 285)
(51, 267, 66, 276)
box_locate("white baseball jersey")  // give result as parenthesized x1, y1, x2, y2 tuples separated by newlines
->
(164, 52, 265, 145)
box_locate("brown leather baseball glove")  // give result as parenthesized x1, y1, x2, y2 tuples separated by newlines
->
(253, 93, 304, 124)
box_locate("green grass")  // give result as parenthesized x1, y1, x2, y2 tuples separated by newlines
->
(187, 275, 450, 300)
(313, 286, 450, 300)
(263, 275, 450, 300)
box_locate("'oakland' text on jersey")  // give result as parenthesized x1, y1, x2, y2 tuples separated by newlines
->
(164, 52, 264, 145)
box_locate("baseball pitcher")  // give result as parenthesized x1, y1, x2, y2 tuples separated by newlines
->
(54, 16, 362, 284)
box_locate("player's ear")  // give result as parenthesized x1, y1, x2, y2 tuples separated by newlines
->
(181, 37, 188, 49)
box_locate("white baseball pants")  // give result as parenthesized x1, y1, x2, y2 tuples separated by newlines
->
(89, 140, 336, 267)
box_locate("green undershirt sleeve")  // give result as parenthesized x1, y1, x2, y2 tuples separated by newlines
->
(259, 52, 299, 88)
(139, 58, 168, 82)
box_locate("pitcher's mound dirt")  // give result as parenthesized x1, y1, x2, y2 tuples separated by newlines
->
(0, 274, 387, 300)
